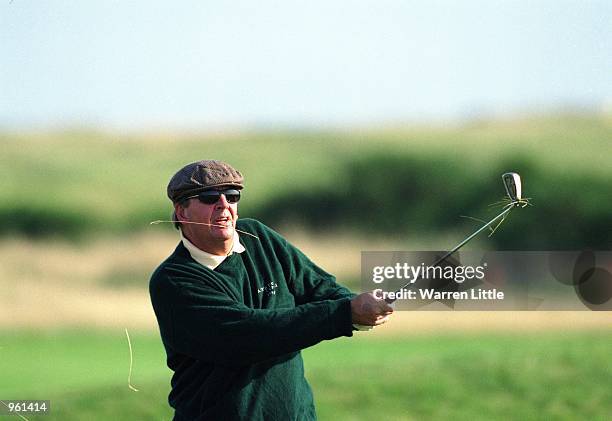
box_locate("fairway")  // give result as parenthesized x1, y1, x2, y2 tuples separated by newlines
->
(1, 330, 610, 420)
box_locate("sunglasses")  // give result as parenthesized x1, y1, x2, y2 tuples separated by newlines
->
(184, 189, 241, 205)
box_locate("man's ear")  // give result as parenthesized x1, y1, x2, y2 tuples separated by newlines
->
(175, 203, 187, 222)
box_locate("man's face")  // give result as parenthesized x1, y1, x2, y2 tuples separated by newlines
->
(176, 189, 240, 246)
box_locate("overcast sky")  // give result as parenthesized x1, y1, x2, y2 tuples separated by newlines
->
(2, 1, 611, 129)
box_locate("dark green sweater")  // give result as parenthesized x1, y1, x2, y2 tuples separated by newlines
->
(149, 219, 355, 420)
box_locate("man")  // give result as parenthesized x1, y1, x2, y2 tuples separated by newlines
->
(150, 160, 393, 420)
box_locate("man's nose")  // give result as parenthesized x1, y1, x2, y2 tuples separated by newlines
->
(215, 194, 230, 208)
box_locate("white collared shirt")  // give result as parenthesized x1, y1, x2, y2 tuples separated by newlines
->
(180, 229, 245, 270)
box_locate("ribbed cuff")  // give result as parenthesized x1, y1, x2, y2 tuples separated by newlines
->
(326, 297, 354, 338)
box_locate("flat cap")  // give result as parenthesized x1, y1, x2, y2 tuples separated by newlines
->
(167, 160, 244, 203)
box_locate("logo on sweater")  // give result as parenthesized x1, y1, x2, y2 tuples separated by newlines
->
(257, 282, 278, 296)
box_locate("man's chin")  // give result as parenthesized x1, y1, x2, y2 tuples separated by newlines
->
(211, 226, 234, 240)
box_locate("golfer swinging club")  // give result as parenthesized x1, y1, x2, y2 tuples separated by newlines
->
(150, 160, 393, 420)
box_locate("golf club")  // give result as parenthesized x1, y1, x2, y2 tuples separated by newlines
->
(384, 172, 526, 304)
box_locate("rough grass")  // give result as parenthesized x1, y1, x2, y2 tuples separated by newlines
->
(2, 234, 610, 330)
(1, 113, 611, 239)
(1, 330, 611, 420)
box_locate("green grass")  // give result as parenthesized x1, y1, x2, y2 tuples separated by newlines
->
(0, 330, 172, 420)
(1, 329, 610, 420)
(306, 332, 612, 420)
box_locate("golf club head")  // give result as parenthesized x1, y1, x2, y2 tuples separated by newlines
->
(502, 172, 522, 201)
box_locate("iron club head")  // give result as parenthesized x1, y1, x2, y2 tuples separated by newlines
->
(502, 172, 522, 202)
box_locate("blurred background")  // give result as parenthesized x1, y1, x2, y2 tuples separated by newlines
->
(1, 1, 610, 420)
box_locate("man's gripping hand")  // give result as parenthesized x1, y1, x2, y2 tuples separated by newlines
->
(350, 292, 394, 326)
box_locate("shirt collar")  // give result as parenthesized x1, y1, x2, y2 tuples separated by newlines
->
(179, 228, 245, 270)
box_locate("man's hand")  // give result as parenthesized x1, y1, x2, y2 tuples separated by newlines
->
(351, 292, 394, 326)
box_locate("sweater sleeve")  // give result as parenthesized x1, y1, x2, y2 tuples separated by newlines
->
(152, 275, 354, 366)
(285, 243, 356, 305)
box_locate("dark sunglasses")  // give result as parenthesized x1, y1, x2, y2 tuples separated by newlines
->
(184, 189, 241, 205)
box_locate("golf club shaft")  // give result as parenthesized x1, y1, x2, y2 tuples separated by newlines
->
(386, 204, 515, 303)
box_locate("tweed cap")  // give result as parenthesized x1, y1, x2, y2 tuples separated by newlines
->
(167, 160, 244, 203)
